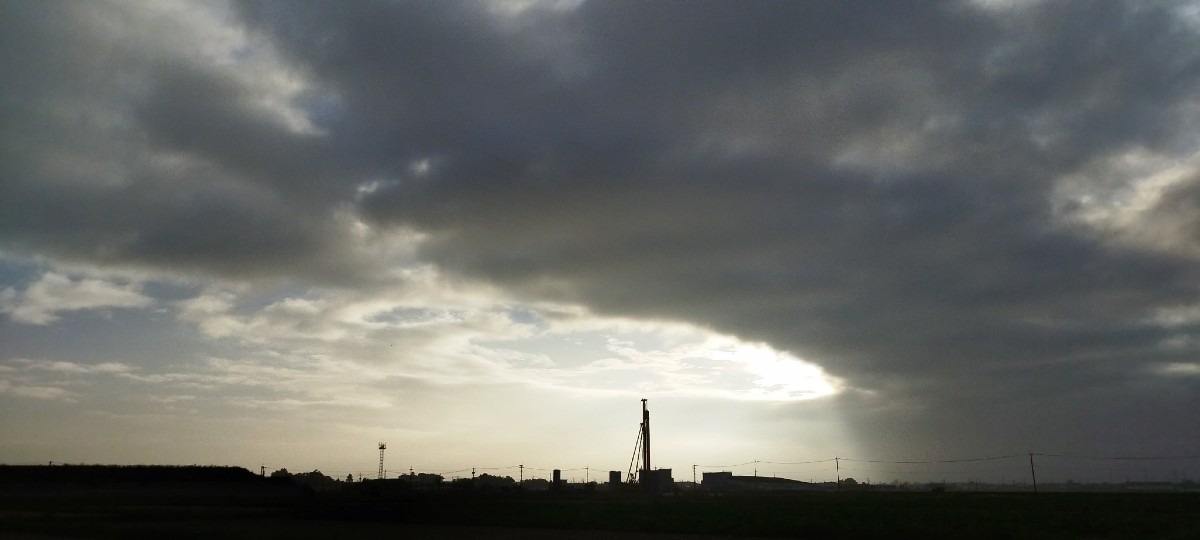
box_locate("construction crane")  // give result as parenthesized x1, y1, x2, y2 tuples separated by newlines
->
(626, 399, 651, 483)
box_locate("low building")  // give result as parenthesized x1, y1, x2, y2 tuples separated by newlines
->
(702, 471, 821, 492)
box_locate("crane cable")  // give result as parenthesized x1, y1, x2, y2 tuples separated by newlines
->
(626, 423, 643, 483)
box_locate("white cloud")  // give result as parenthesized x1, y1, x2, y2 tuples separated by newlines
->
(487, 0, 584, 18)
(166, 275, 842, 403)
(1053, 147, 1200, 258)
(108, 353, 396, 409)
(1, 273, 153, 325)
(147, 394, 196, 404)
(0, 379, 78, 402)
(16, 359, 134, 375)
(967, 0, 1046, 12)
(1155, 362, 1200, 376)
(3, 352, 393, 412)
(1149, 302, 1200, 329)
(177, 292, 244, 338)
(515, 327, 841, 401)
(0, 359, 137, 404)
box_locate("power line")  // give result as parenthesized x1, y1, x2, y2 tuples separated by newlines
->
(696, 461, 758, 468)
(1033, 453, 1200, 461)
(840, 454, 1022, 464)
(839, 464, 1021, 475)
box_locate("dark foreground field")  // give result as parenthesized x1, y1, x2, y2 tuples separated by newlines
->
(0, 466, 1196, 540)
(3, 490, 1199, 539)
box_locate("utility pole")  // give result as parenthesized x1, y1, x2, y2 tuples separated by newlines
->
(260, 465, 265, 477)
(835, 457, 840, 488)
(519, 464, 524, 484)
(1029, 453, 1038, 493)
(693, 464, 697, 484)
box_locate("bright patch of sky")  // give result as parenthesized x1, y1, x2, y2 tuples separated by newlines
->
(0, 254, 843, 474)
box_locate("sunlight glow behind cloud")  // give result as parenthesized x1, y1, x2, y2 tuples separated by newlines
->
(163, 266, 842, 402)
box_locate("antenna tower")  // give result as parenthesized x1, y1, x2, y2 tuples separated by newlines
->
(378, 442, 387, 480)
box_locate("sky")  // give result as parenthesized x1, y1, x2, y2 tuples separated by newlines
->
(2, 0, 1200, 485)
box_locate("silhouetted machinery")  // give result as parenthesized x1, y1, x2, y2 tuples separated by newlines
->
(627, 398, 672, 492)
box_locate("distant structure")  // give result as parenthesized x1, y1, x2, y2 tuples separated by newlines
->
(702, 471, 820, 492)
(377, 442, 387, 480)
(628, 398, 673, 492)
(641, 398, 651, 476)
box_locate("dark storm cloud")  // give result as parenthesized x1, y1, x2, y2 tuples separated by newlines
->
(0, 1, 378, 283)
(333, 0, 1200, 454)
(4, 0, 1200, 456)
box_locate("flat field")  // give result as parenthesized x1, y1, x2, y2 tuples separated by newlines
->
(2, 490, 1198, 539)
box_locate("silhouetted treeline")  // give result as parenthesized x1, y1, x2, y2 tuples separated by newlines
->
(0, 464, 261, 484)
(0, 464, 311, 503)
(269, 468, 345, 491)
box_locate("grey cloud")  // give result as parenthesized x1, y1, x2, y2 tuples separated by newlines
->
(0, 1, 378, 284)
(4, 0, 1200, 459)
(336, 1, 1200, 454)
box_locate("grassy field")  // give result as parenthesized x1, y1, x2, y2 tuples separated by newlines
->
(2, 489, 1198, 539)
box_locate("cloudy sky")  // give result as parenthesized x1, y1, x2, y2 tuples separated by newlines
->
(2, 0, 1200, 484)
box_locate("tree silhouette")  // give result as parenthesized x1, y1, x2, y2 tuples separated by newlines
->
(412, 473, 443, 487)
(292, 469, 337, 490)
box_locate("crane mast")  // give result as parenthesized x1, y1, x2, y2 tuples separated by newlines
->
(641, 398, 651, 476)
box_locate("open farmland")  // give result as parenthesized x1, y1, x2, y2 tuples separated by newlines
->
(3, 482, 1197, 539)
